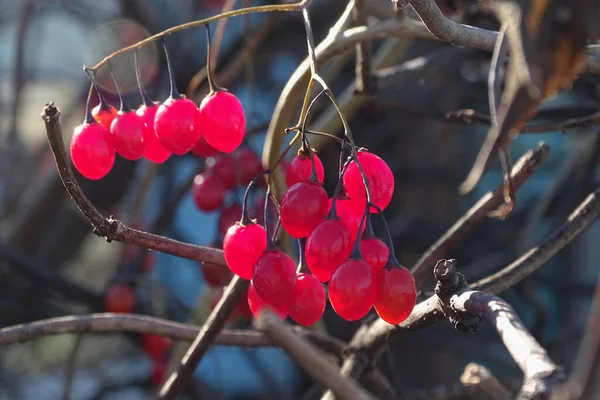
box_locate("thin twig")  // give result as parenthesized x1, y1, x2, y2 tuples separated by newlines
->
(353, 0, 374, 94)
(460, 363, 512, 400)
(61, 334, 83, 400)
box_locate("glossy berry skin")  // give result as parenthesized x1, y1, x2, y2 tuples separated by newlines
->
(199, 91, 246, 153)
(110, 111, 146, 160)
(280, 181, 328, 238)
(142, 334, 172, 360)
(360, 238, 389, 273)
(136, 104, 171, 163)
(200, 261, 233, 286)
(218, 203, 243, 235)
(223, 223, 267, 279)
(329, 198, 365, 240)
(305, 219, 353, 283)
(104, 284, 135, 313)
(247, 283, 288, 320)
(205, 154, 237, 190)
(192, 173, 226, 212)
(71, 122, 115, 180)
(190, 135, 218, 158)
(328, 259, 376, 321)
(92, 104, 118, 129)
(374, 267, 416, 325)
(286, 152, 325, 187)
(234, 147, 263, 185)
(288, 273, 326, 327)
(251, 250, 297, 306)
(154, 97, 203, 155)
(343, 151, 395, 212)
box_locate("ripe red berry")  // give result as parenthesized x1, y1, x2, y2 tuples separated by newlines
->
(234, 147, 263, 185)
(329, 198, 365, 240)
(280, 181, 328, 238)
(305, 219, 353, 283)
(154, 97, 203, 155)
(200, 261, 233, 286)
(104, 284, 135, 313)
(71, 122, 116, 180)
(151, 360, 167, 386)
(328, 259, 376, 321)
(192, 173, 226, 212)
(191, 135, 218, 158)
(199, 91, 246, 153)
(142, 334, 173, 360)
(218, 203, 243, 235)
(110, 111, 146, 160)
(286, 152, 325, 187)
(374, 266, 416, 325)
(247, 282, 288, 320)
(343, 151, 394, 212)
(360, 238, 389, 273)
(287, 273, 326, 327)
(92, 104, 118, 129)
(223, 223, 267, 279)
(251, 250, 297, 306)
(136, 104, 172, 163)
(205, 154, 237, 190)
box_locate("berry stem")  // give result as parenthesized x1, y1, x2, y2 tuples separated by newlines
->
(203, 23, 222, 94)
(83, 82, 95, 124)
(134, 48, 154, 107)
(328, 159, 351, 220)
(299, 89, 327, 184)
(271, 216, 281, 243)
(338, 135, 347, 178)
(161, 38, 180, 99)
(264, 184, 277, 250)
(349, 207, 370, 259)
(240, 170, 271, 225)
(107, 59, 131, 113)
(83, 67, 111, 114)
(370, 203, 396, 259)
(296, 238, 307, 274)
(361, 212, 376, 239)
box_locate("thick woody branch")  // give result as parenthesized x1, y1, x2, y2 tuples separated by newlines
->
(41, 103, 225, 266)
(460, 363, 512, 400)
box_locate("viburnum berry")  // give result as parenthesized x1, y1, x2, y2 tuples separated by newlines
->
(142, 334, 173, 360)
(360, 238, 389, 273)
(223, 222, 267, 280)
(190, 135, 218, 158)
(92, 101, 118, 130)
(247, 282, 288, 320)
(287, 273, 326, 326)
(251, 250, 297, 306)
(328, 258, 376, 321)
(218, 203, 243, 235)
(234, 147, 263, 185)
(205, 154, 238, 190)
(374, 259, 416, 325)
(328, 197, 365, 240)
(286, 150, 325, 187)
(200, 260, 233, 286)
(199, 90, 246, 153)
(154, 41, 202, 155)
(305, 218, 353, 283)
(70, 120, 115, 180)
(280, 181, 328, 238)
(104, 284, 135, 313)
(343, 150, 394, 212)
(192, 173, 226, 212)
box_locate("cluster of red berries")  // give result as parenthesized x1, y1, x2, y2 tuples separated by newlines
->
(70, 40, 246, 180)
(221, 146, 417, 326)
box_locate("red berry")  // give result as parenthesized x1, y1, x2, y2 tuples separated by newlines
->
(223, 223, 267, 279)
(360, 238, 389, 273)
(201, 261, 233, 286)
(142, 334, 173, 360)
(151, 360, 167, 386)
(191, 135, 218, 158)
(247, 282, 288, 320)
(286, 152, 325, 187)
(104, 284, 135, 313)
(251, 250, 297, 306)
(154, 97, 203, 155)
(205, 154, 237, 190)
(143, 253, 156, 273)
(329, 198, 365, 240)
(70, 122, 116, 180)
(218, 203, 243, 235)
(199, 91, 246, 153)
(234, 147, 263, 185)
(280, 181, 328, 238)
(305, 219, 353, 283)
(92, 104, 118, 129)
(328, 259, 375, 321)
(136, 104, 172, 164)
(288, 273, 326, 326)
(192, 173, 226, 212)
(343, 151, 394, 212)
(110, 111, 146, 160)
(374, 267, 416, 325)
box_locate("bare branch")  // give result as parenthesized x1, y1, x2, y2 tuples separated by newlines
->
(255, 310, 376, 400)
(353, 0, 374, 94)
(460, 363, 512, 400)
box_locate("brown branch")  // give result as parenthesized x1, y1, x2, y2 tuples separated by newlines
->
(353, 0, 374, 94)
(472, 187, 600, 293)
(40, 103, 225, 266)
(255, 310, 376, 400)
(411, 142, 550, 288)
(460, 363, 512, 400)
